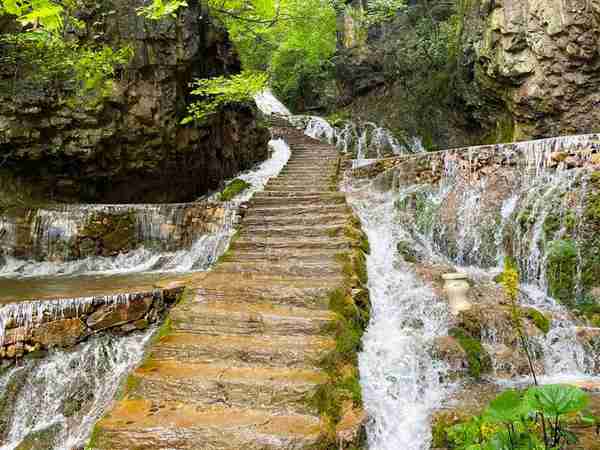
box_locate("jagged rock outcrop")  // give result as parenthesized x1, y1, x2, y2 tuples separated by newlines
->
(333, 0, 600, 147)
(463, 0, 600, 140)
(0, 0, 269, 203)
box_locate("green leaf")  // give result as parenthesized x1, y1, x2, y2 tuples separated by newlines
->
(484, 390, 528, 424)
(525, 384, 589, 416)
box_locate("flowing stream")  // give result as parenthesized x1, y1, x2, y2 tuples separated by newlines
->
(0, 331, 153, 450)
(344, 132, 600, 448)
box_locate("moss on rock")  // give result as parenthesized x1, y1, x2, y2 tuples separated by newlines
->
(449, 327, 492, 380)
(219, 179, 250, 201)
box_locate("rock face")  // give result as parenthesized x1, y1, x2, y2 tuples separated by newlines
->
(465, 0, 600, 140)
(0, 0, 269, 204)
(333, 0, 600, 146)
(0, 287, 183, 362)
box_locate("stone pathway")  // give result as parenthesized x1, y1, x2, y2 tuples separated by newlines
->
(91, 125, 360, 448)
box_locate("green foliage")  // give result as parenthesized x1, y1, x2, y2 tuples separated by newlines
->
(448, 385, 595, 450)
(182, 71, 268, 124)
(1, 0, 64, 31)
(137, 0, 187, 19)
(1, 29, 132, 96)
(522, 307, 551, 335)
(219, 179, 250, 201)
(525, 385, 588, 417)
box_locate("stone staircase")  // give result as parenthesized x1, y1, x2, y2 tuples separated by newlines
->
(91, 125, 365, 448)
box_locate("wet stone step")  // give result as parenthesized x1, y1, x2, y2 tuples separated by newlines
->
(128, 360, 326, 415)
(239, 224, 345, 238)
(93, 401, 322, 450)
(214, 260, 342, 277)
(169, 301, 335, 336)
(150, 333, 336, 368)
(192, 285, 333, 310)
(249, 195, 345, 208)
(231, 237, 350, 252)
(242, 213, 347, 227)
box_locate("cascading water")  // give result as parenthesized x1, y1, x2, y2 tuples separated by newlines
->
(0, 139, 290, 279)
(345, 180, 452, 450)
(0, 331, 153, 450)
(340, 129, 600, 447)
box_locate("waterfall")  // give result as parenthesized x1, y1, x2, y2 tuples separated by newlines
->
(344, 128, 600, 447)
(0, 139, 290, 279)
(0, 330, 152, 450)
(346, 182, 452, 450)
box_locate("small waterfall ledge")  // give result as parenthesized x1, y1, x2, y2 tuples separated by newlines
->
(0, 287, 183, 361)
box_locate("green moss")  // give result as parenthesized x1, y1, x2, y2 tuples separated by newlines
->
(450, 327, 492, 379)
(219, 179, 250, 201)
(521, 307, 551, 334)
(80, 211, 137, 257)
(85, 424, 101, 449)
(546, 239, 578, 305)
(396, 240, 418, 263)
(311, 214, 371, 448)
(151, 317, 173, 345)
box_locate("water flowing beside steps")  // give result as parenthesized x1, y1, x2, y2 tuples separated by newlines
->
(0, 139, 290, 279)
(345, 184, 452, 450)
(87, 116, 366, 448)
(342, 129, 600, 448)
(0, 331, 154, 450)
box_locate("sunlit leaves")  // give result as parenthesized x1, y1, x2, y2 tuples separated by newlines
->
(182, 71, 268, 124)
(0, 0, 64, 31)
(137, 0, 188, 20)
(525, 384, 589, 417)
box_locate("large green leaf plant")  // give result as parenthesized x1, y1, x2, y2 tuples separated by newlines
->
(447, 385, 596, 450)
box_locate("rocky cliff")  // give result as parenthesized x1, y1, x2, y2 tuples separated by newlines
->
(0, 0, 269, 204)
(334, 0, 600, 148)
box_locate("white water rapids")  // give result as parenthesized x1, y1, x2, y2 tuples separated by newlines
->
(0, 331, 153, 450)
(346, 182, 452, 450)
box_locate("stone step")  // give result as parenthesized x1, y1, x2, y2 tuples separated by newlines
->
(214, 260, 341, 277)
(273, 175, 333, 184)
(284, 161, 337, 168)
(128, 360, 326, 415)
(193, 285, 333, 310)
(239, 224, 344, 239)
(170, 301, 335, 336)
(226, 250, 341, 262)
(265, 182, 334, 191)
(242, 213, 347, 227)
(231, 237, 350, 252)
(93, 401, 322, 449)
(151, 332, 336, 369)
(253, 190, 339, 198)
(249, 194, 345, 208)
(264, 184, 335, 192)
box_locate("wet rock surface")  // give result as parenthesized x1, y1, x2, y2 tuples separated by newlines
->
(0, 287, 182, 363)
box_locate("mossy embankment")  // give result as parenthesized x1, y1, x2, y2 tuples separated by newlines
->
(311, 214, 371, 449)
